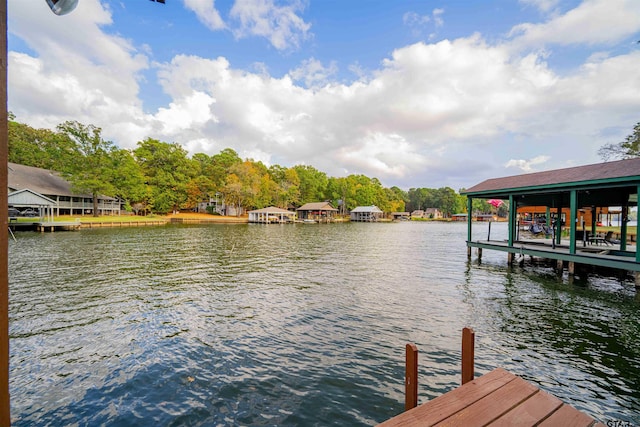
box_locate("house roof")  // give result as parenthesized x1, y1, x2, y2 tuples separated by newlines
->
(8, 162, 118, 201)
(463, 158, 640, 196)
(249, 206, 295, 214)
(8, 162, 76, 197)
(351, 205, 382, 213)
(297, 202, 337, 211)
(8, 188, 57, 206)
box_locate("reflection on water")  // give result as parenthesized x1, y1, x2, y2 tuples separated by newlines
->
(8, 222, 640, 425)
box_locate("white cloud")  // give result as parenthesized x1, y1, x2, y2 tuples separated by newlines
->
(289, 58, 338, 88)
(8, 0, 150, 138)
(403, 12, 431, 27)
(433, 8, 444, 28)
(519, 0, 560, 13)
(155, 91, 218, 136)
(229, 0, 311, 50)
(505, 155, 551, 172)
(510, 0, 640, 48)
(338, 133, 428, 178)
(7, 0, 640, 189)
(403, 8, 444, 38)
(183, 0, 226, 30)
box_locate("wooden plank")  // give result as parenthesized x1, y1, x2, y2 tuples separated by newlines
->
(489, 389, 563, 426)
(538, 404, 598, 427)
(435, 376, 539, 426)
(405, 343, 418, 411)
(461, 327, 475, 385)
(378, 368, 516, 427)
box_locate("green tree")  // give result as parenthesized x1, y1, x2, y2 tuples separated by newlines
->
(598, 122, 640, 160)
(269, 165, 300, 208)
(210, 148, 242, 189)
(386, 186, 407, 212)
(9, 116, 77, 171)
(134, 138, 194, 214)
(111, 148, 147, 213)
(434, 187, 464, 217)
(57, 121, 117, 217)
(326, 176, 349, 215)
(222, 160, 262, 215)
(292, 165, 327, 204)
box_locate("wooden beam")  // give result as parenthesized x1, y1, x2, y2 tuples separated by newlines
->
(405, 343, 418, 410)
(0, 0, 8, 423)
(462, 327, 475, 385)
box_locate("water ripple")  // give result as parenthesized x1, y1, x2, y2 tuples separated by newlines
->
(8, 222, 640, 425)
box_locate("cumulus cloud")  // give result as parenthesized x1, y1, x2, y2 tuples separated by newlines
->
(8, 0, 150, 135)
(403, 8, 444, 39)
(519, 0, 560, 13)
(183, 0, 226, 30)
(7, 0, 640, 189)
(289, 58, 338, 89)
(229, 0, 311, 50)
(505, 156, 551, 172)
(509, 0, 640, 48)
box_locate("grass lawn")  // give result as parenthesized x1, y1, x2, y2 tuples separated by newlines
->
(54, 214, 167, 223)
(52, 212, 247, 223)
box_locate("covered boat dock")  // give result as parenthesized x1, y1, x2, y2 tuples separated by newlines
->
(461, 158, 640, 284)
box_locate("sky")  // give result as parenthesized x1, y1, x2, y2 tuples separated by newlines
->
(7, 0, 640, 191)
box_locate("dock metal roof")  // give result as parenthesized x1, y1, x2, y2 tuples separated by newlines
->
(248, 206, 295, 214)
(297, 202, 338, 211)
(463, 158, 640, 196)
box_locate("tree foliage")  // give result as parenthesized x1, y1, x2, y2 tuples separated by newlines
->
(57, 121, 117, 217)
(598, 122, 640, 161)
(8, 117, 471, 217)
(134, 138, 194, 214)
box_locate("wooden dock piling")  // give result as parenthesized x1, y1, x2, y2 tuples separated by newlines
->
(405, 343, 418, 410)
(461, 327, 474, 385)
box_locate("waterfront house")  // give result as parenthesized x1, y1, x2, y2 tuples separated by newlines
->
(461, 158, 640, 281)
(410, 210, 424, 218)
(350, 205, 383, 222)
(248, 206, 296, 223)
(8, 162, 121, 216)
(424, 208, 443, 219)
(296, 202, 338, 222)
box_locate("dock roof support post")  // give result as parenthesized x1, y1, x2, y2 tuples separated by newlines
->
(637, 186, 640, 263)
(466, 196, 472, 248)
(545, 206, 550, 225)
(569, 190, 577, 254)
(621, 204, 628, 252)
(508, 195, 515, 247)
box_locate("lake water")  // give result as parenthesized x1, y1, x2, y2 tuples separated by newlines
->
(8, 222, 640, 425)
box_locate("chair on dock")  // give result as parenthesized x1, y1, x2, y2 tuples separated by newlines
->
(604, 231, 620, 245)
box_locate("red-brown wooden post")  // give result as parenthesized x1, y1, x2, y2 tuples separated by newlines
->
(461, 327, 475, 385)
(405, 343, 418, 410)
(0, 1, 9, 424)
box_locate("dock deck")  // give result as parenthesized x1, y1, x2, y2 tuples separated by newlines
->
(378, 368, 604, 426)
(470, 237, 639, 272)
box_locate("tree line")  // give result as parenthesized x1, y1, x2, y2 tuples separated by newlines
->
(8, 116, 481, 217)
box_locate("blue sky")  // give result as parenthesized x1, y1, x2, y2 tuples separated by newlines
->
(7, 0, 640, 190)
